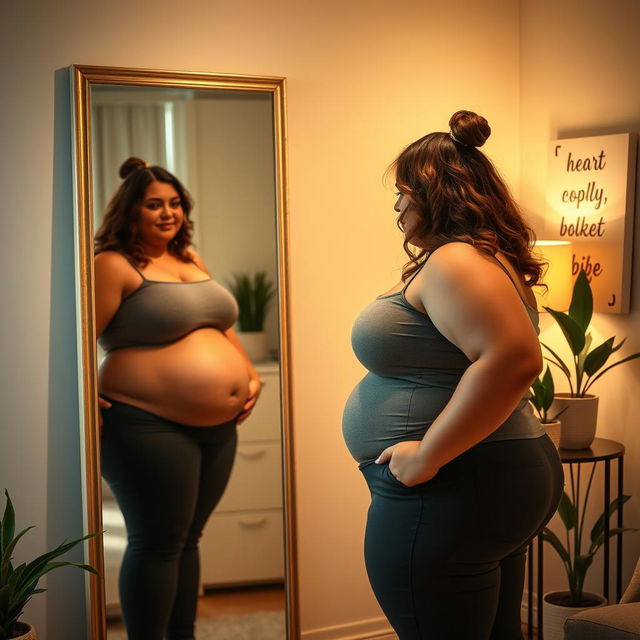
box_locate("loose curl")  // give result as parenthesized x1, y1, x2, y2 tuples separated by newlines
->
(391, 110, 546, 289)
(94, 157, 195, 266)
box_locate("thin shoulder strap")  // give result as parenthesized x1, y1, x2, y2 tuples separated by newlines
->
(487, 255, 534, 310)
(124, 256, 147, 281)
(401, 240, 459, 292)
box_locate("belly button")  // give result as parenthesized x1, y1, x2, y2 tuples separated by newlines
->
(230, 388, 239, 397)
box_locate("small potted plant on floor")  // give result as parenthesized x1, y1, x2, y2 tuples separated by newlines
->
(228, 271, 276, 363)
(541, 473, 638, 640)
(530, 366, 567, 448)
(0, 490, 97, 639)
(542, 268, 640, 449)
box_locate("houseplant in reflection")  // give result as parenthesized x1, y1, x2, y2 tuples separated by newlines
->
(541, 476, 638, 640)
(542, 268, 640, 449)
(228, 271, 276, 363)
(529, 366, 567, 448)
(0, 490, 97, 640)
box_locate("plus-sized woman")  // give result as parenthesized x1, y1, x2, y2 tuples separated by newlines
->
(343, 111, 564, 639)
(95, 157, 262, 640)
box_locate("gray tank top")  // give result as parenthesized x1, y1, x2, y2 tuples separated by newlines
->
(99, 259, 239, 352)
(342, 243, 544, 465)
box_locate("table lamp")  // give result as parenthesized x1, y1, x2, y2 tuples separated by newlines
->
(532, 240, 573, 312)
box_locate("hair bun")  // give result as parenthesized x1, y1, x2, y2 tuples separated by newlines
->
(119, 157, 148, 179)
(448, 110, 491, 148)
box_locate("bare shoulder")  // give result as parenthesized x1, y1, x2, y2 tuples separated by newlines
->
(422, 242, 499, 282)
(94, 251, 137, 289)
(95, 250, 131, 270)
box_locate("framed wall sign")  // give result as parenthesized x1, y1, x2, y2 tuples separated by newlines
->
(545, 133, 637, 313)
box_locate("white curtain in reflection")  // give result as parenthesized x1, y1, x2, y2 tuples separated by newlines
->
(92, 103, 167, 222)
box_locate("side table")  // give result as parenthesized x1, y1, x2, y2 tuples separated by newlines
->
(526, 437, 626, 639)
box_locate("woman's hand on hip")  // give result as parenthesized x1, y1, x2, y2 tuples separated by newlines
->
(375, 441, 440, 487)
(237, 378, 262, 425)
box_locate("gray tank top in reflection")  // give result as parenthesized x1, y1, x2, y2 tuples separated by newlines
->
(99, 259, 239, 352)
(342, 243, 545, 465)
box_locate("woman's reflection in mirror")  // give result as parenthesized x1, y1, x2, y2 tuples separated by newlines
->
(95, 157, 262, 640)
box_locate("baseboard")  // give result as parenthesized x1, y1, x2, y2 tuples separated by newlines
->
(301, 590, 538, 640)
(301, 616, 396, 640)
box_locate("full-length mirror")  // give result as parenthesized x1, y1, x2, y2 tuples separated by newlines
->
(72, 66, 296, 640)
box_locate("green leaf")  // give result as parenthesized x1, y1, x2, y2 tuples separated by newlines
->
(541, 343, 572, 381)
(1, 492, 15, 559)
(583, 353, 640, 395)
(590, 527, 638, 551)
(576, 333, 593, 381)
(583, 337, 614, 376)
(568, 269, 593, 332)
(530, 377, 545, 411)
(0, 527, 34, 584)
(590, 495, 632, 545)
(541, 366, 555, 409)
(542, 527, 570, 564)
(611, 337, 627, 353)
(558, 491, 577, 530)
(543, 308, 586, 355)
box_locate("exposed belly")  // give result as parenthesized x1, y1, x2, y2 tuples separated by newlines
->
(99, 328, 250, 426)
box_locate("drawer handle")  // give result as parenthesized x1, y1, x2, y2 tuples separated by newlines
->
(238, 517, 267, 528)
(238, 448, 267, 459)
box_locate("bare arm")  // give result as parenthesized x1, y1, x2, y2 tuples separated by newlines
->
(378, 243, 542, 484)
(94, 251, 130, 337)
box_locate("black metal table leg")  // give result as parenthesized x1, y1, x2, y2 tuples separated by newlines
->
(538, 533, 543, 639)
(528, 540, 533, 639)
(604, 459, 611, 601)
(617, 457, 624, 602)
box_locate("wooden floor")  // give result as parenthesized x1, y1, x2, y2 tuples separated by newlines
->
(108, 586, 539, 637)
(107, 583, 285, 632)
(197, 583, 285, 617)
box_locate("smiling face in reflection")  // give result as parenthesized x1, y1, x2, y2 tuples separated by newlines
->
(394, 191, 423, 247)
(137, 181, 184, 248)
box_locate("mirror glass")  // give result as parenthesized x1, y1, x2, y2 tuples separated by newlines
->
(89, 83, 287, 639)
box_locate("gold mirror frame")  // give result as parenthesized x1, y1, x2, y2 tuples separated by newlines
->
(71, 64, 298, 640)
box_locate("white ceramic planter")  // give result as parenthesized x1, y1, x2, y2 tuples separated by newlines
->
(542, 591, 607, 640)
(542, 420, 561, 449)
(237, 331, 269, 363)
(549, 394, 599, 449)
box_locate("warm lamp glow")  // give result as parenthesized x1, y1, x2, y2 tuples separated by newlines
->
(533, 241, 573, 311)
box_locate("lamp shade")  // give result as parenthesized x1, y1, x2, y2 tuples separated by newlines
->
(533, 241, 573, 311)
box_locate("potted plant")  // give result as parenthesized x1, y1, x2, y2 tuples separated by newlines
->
(541, 472, 638, 640)
(542, 268, 640, 449)
(530, 366, 567, 448)
(228, 271, 276, 363)
(0, 490, 97, 639)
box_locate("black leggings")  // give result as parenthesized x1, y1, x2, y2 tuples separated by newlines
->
(101, 399, 238, 640)
(361, 434, 564, 640)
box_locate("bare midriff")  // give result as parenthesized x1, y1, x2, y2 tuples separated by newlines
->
(99, 328, 250, 426)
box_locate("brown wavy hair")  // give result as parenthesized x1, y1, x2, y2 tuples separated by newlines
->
(391, 110, 546, 288)
(94, 157, 195, 266)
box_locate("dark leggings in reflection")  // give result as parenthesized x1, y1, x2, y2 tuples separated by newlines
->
(361, 434, 564, 640)
(101, 399, 237, 640)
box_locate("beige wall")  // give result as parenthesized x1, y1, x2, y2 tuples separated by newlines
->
(1, 0, 523, 637)
(189, 93, 280, 351)
(520, 0, 640, 600)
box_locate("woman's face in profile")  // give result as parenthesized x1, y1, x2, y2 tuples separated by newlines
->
(394, 192, 423, 247)
(136, 181, 184, 246)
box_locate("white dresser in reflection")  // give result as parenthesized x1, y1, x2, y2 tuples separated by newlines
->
(200, 360, 285, 586)
(102, 360, 284, 612)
